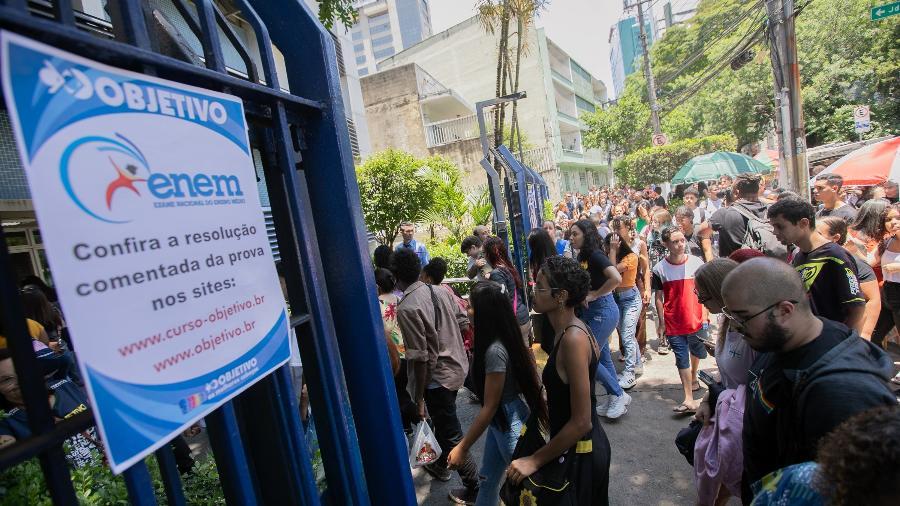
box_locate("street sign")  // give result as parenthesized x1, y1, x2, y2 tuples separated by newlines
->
(1, 32, 290, 473)
(652, 133, 668, 146)
(871, 1, 900, 20)
(854, 105, 871, 133)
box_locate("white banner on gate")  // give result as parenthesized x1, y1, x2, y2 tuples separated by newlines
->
(1, 31, 290, 473)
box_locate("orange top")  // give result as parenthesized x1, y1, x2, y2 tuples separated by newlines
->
(617, 253, 639, 289)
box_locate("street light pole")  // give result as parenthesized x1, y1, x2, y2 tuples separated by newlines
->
(766, 0, 809, 199)
(634, 0, 662, 135)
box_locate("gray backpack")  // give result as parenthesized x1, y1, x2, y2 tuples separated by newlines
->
(731, 203, 788, 260)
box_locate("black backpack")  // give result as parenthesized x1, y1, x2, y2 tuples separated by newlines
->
(730, 202, 788, 260)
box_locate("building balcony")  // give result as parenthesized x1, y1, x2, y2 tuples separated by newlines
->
(551, 68, 573, 88)
(424, 115, 492, 148)
(557, 110, 581, 127)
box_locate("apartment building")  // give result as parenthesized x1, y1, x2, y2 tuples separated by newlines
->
(608, 14, 656, 98)
(372, 15, 612, 199)
(350, 0, 433, 77)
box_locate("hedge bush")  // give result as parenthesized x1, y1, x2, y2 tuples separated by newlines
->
(614, 134, 737, 188)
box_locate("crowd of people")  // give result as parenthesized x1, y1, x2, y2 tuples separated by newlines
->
(372, 172, 899, 505)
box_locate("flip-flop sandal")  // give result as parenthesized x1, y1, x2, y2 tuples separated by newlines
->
(672, 403, 696, 414)
(692, 382, 702, 392)
(658, 344, 670, 355)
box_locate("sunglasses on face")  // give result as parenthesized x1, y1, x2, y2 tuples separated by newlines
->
(721, 300, 798, 328)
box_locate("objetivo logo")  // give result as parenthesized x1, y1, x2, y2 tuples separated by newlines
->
(60, 133, 245, 224)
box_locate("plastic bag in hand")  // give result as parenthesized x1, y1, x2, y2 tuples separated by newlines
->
(408, 422, 442, 468)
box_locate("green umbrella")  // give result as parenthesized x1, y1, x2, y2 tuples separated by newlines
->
(671, 151, 772, 185)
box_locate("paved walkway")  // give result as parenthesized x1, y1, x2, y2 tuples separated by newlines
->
(417, 320, 737, 505)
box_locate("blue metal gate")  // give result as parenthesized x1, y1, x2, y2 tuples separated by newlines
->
(0, 1, 414, 504)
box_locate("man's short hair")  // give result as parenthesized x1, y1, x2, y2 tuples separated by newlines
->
(734, 173, 761, 197)
(422, 257, 448, 284)
(674, 205, 694, 221)
(460, 235, 482, 253)
(883, 180, 898, 190)
(768, 197, 816, 228)
(683, 187, 699, 198)
(390, 248, 421, 284)
(400, 221, 414, 229)
(660, 225, 682, 243)
(775, 190, 802, 202)
(815, 173, 844, 190)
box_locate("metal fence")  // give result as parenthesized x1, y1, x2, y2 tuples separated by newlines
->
(0, 1, 413, 504)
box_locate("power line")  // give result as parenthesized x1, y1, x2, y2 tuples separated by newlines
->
(657, 0, 765, 85)
(659, 11, 768, 115)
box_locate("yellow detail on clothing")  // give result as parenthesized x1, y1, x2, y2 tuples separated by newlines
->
(0, 319, 45, 349)
(575, 440, 593, 453)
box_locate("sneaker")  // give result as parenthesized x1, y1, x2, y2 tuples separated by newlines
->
(605, 393, 631, 419)
(422, 462, 451, 482)
(449, 486, 478, 505)
(634, 363, 645, 376)
(595, 394, 611, 417)
(618, 372, 636, 390)
(658, 343, 670, 355)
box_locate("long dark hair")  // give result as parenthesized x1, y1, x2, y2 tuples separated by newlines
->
(527, 228, 557, 278)
(483, 236, 523, 291)
(469, 281, 548, 429)
(21, 285, 61, 332)
(606, 216, 635, 258)
(850, 198, 889, 241)
(571, 219, 601, 262)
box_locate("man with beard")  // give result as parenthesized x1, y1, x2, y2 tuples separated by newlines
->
(720, 258, 895, 503)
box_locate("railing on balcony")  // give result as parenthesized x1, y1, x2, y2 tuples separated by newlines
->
(520, 146, 556, 177)
(424, 115, 492, 148)
(551, 68, 573, 87)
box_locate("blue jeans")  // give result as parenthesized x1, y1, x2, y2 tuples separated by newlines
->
(476, 397, 529, 506)
(580, 294, 623, 397)
(613, 287, 642, 375)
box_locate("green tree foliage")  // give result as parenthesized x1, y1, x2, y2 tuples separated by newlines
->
(585, 0, 898, 157)
(467, 185, 495, 228)
(421, 156, 470, 245)
(356, 149, 437, 245)
(316, 0, 356, 29)
(614, 134, 737, 187)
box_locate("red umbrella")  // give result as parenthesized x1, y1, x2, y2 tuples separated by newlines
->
(754, 149, 779, 168)
(812, 137, 900, 186)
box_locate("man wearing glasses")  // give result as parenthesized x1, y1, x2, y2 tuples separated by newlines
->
(720, 258, 895, 503)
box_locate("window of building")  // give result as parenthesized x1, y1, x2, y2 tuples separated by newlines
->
(373, 46, 395, 59)
(354, 43, 364, 53)
(3, 227, 50, 285)
(575, 95, 595, 114)
(356, 55, 366, 64)
(351, 30, 363, 41)
(369, 12, 389, 25)
(371, 34, 393, 47)
(572, 62, 592, 82)
(370, 22, 391, 35)
(579, 172, 587, 189)
(358, 67, 369, 76)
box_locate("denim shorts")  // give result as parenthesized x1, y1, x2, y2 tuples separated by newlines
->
(668, 332, 708, 370)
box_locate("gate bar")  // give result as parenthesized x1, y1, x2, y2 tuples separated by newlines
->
(155, 445, 187, 506)
(123, 461, 158, 506)
(206, 401, 259, 505)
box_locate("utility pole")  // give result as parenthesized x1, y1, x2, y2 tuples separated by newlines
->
(633, 0, 662, 135)
(766, 0, 809, 199)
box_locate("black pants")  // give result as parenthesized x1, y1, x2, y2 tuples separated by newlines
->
(424, 386, 479, 490)
(394, 359, 418, 431)
(872, 282, 900, 348)
(170, 435, 195, 474)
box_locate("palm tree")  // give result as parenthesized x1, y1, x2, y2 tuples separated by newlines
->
(476, 1, 549, 153)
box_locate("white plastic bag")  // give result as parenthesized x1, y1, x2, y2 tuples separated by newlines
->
(408, 422, 442, 468)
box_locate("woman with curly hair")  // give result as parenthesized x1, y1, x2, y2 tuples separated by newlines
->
(569, 220, 630, 419)
(604, 217, 643, 390)
(507, 256, 611, 505)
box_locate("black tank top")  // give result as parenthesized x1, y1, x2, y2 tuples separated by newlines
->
(543, 323, 599, 436)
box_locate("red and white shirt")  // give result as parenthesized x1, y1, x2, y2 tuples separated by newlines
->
(651, 255, 705, 336)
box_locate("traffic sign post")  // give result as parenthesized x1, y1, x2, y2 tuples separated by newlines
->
(853, 105, 871, 136)
(871, 1, 900, 21)
(652, 133, 668, 147)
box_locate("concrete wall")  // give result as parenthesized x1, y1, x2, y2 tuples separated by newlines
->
(360, 64, 430, 158)
(429, 138, 487, 190)
(378, 16, 552, 154)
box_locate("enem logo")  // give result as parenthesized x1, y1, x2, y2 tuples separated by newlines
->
(60, 133, 244, 224)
